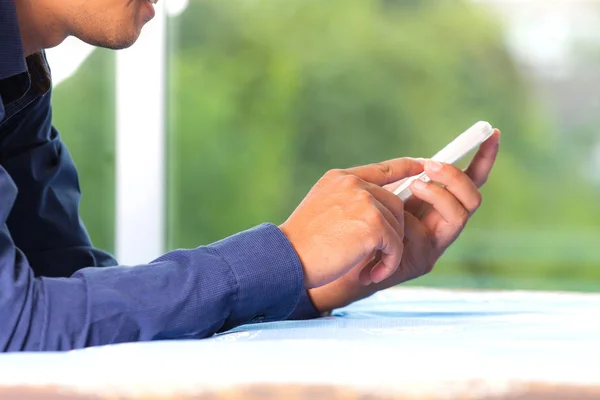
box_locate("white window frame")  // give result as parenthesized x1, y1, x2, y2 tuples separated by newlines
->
(115, 3, 167, 265)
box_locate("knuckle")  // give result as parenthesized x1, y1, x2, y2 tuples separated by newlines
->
(356, 189, 373, 204)
(324, 168, 345, 180)
(472, 191, 483, 209)
(446, 164, 462, 178)
(455, 208, 469, 226)
(365, 207, 384, 226)
(363, 228, 380, 249)
(340, 174, 362, 189)
(373, 162, 392, 178)
(463, 192, 483, 214)
(371, 161, 394, 180)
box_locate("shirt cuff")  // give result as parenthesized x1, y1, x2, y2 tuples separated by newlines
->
(286, 290, 322, 320)
(211, 223, 305, 329)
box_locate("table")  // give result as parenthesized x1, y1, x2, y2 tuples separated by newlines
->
(1, 287, 600, 399)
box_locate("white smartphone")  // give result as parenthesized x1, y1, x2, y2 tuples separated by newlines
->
(393, 121, 494, 202)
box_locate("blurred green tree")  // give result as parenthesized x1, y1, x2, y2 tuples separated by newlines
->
(51, 0, 600, 290)
(52, 49, 116, 254)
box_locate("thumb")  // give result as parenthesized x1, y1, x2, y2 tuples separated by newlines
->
(345, 158, 425, 187)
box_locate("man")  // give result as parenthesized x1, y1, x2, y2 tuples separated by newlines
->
(0, 0, 500, 352)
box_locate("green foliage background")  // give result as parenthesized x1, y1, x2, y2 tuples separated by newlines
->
(52, 0, 600, 291)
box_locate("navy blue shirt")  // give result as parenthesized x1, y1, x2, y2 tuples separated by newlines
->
(0, 0, 318, 352)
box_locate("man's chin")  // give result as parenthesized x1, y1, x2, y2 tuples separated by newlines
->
(108, 32, 143, 50)
(81, 29, 144, 51)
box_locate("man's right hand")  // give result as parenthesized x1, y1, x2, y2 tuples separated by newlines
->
(279, 158, 425, 289)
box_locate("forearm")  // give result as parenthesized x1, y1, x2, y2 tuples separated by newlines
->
(2, 223, 305, 352)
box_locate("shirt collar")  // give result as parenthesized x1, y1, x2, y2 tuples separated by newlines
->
(0, 0, 26, 80)
(0, 0, 29, 122)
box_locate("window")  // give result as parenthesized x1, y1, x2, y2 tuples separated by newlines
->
(47, 40, 116, 254)
(49, 0, 600, 291)
(165, 0, 600, 291)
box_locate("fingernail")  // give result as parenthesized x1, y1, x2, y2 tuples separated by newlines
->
(370, 265, 386, 284)
(359, 273, 372, 286)
(427, 160, 443, 171)
(413, 180, 427, 190)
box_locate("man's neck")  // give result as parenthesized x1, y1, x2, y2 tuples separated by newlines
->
(14, 0, 67, 56)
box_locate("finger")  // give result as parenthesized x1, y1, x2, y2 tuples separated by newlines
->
(421, 160, 482, 214)
(361, 198, 404, 285)
(346, 158, 425, 187)
(464, 129, 500, 188)
(365, 184, 406, 222)
(353, 189, 405, 285)
(360, 213, 431, 288)
(410, 179, 470, 228)
(402, 211, 436, 277)
(364, 202, 404, 284)
(403, 210, 430, 244)
(358, 251, 381, 286)
(372, 199, 404, 246)
(382, 159, 426, 192)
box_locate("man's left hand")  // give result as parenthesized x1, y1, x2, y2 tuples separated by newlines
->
(306, 129, 501, 313)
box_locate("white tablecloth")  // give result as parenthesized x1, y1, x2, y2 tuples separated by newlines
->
(1, 287, 600, 399)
